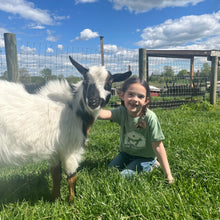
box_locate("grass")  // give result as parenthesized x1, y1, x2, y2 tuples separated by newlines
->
(0, 104, 220, 219)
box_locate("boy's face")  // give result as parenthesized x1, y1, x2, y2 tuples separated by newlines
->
(120, 83, 150, 118)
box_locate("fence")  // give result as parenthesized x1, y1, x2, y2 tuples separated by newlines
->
(1, 33, 219, 108)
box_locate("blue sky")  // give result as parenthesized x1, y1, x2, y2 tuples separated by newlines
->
(0, 0, 220, 52)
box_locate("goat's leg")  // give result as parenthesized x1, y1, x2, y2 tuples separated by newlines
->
(67, 173, 77, 202)
(50, 162, 62, 200)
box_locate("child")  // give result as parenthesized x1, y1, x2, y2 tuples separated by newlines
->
(98, 77, 174, 183)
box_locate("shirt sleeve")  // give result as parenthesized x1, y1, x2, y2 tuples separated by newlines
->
(111, 106, 126, 125)
(147, 113, 165, 142)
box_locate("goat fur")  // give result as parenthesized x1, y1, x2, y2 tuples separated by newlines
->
(0, 57, 131, 201)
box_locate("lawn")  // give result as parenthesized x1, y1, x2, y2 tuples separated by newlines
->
(0, 103, 219, 219)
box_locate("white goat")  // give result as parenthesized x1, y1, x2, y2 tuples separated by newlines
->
(0, 56, 131, 202)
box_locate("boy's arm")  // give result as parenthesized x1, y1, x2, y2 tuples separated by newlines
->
(98, 109, 113, 120)
(152, 141, 174, 184)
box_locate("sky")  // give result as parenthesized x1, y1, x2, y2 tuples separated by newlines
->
(0, 0, 220, 78)
(0, 0, 220, 52)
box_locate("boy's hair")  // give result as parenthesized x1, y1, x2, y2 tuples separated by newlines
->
(119, 77, 150, 129)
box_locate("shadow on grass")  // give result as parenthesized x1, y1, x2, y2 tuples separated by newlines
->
(0, 169, 52, 206)
(78, 158, 111, 171)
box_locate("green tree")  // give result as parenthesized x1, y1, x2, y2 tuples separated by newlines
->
(19, 68, 31, 83)
(162, 66, 174, 77)
(200, 63, 211, 77)
(177, 69, 189, 77)
(40, 68, 52, 81)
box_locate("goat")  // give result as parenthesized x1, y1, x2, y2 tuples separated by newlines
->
(0, 56, 131, 202)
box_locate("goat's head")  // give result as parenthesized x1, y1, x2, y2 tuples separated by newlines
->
(69, 56, 132, 110)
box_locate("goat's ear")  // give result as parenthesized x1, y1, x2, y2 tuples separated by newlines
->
(112, 71, 132, 83)
(69, 56, 88, 77)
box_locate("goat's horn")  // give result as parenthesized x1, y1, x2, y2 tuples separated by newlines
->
(69, 56, 88, 76)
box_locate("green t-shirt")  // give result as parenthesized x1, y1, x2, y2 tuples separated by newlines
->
(111, 106, 165, 159)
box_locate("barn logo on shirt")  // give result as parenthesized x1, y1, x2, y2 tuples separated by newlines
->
(124, 131, 146, 150)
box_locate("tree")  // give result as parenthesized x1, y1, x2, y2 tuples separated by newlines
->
(3, 70, 8, 79)
(200, 63, 211, 77)
(19, 68, 31, 83)
(162, 66, 174, 77)
(40, 68, 52, 81)
(177, 69, 189, 77)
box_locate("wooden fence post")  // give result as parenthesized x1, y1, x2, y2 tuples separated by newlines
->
(139, 48, 148, 81)
(4, 33, 19, 82)
(100, 36, 104, 66)
(210, 56, 218, 105)
(190, 57, 194, 88)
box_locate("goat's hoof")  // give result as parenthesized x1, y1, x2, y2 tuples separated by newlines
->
(69, 195, 74, 202)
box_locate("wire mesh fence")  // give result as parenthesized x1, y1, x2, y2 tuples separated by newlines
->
(147, 56, 215, 108)
(0, 33, 219, 108)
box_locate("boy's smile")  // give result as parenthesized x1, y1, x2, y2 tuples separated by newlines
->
(120, 83, 150, 118)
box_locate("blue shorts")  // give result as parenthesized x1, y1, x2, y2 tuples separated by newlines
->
(108, 152, 155, 172)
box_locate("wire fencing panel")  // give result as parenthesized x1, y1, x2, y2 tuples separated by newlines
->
(148, 56, 214, 108)
(1, 37, 138, 80)
(1, 34, 218, 108)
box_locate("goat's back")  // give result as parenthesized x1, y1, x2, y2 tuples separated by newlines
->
(0, 80, 80, 166)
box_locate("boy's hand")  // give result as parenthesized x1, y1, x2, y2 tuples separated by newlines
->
(167, 175, 175, 184)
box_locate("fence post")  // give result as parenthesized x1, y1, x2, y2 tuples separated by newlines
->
(210, 56, 218, 105)
(190, 57, 194, 88)
(100, 36, 104, 66)
(139, 48, 148, 81)
(4, 33, 19, 82)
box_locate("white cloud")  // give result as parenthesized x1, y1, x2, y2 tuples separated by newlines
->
(28, 24, 45, 29)
(0, 28, 9, 48)
(0, 39, 4, 48)
(53, 15, 70, 21)
(57, 44, 63, 50)
(46, 48, 54, 53)
(74, 29, 99, 41)
(47, 35, 58, 42)
(75, 0, 98, 4)
(0, 27, 9, 34)
(46, 30, 58, 42)
(104, 44, 118, 53)
(0, 0, 54, 25)
(135, 10, 220, 49)
(110, 0, 205, 13)
(20, 45, 37, 54)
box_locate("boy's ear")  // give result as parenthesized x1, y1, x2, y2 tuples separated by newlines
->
(119, 91, 124, 101)
(145, 97, 150, 105)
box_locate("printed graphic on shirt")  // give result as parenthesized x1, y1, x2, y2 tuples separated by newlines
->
(124, 131, 146, 152)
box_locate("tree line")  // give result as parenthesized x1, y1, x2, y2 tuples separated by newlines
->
(1, 62, 219, 85)
(1, 68, 82, 84)
(149, 63, 220, 83)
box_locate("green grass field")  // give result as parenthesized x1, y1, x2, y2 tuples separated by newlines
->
(0, 103, 220, 219)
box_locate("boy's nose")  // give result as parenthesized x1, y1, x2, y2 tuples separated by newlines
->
(133, 95, 139, 102)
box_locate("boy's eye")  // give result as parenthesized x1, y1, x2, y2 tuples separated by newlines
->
(138, 95, 145, 99)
